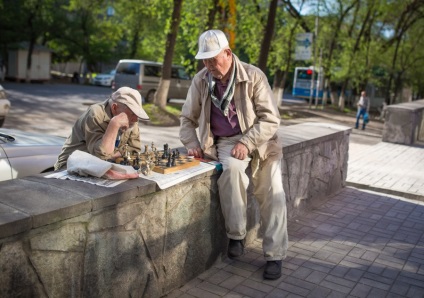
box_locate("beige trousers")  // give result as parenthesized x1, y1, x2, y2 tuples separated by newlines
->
(216, 135, 288, 261)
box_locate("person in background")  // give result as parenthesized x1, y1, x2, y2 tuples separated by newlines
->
(179, 29, 288, 280)
(54, 87, 149, 170)
(355, 90, 370, 130)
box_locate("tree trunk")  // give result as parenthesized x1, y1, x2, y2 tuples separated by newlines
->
(272, 69, 286, 106)
(257, 0, 278, 72)
(154, 0, 183, 109)
(196, 0, 220, 72)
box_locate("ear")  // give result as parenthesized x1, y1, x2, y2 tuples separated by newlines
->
(111, 102, 119, 115)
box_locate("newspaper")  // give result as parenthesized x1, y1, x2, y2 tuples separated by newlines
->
(139, 161, 216, 189)
(44, 161, 220, 189)
(44, 171, 127, 188)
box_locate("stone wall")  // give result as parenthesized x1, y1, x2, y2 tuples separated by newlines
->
(0, 123, 350, 297)
(382, 99, 424, 145)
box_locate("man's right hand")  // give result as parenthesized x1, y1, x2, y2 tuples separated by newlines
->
(187, 147, 203, 158)
(112, 112, 130, 131)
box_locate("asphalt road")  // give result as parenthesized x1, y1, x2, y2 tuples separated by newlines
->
(1, 81, 185, 149)
(2, 81, 382, 149)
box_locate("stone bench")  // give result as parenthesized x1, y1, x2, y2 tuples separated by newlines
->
(0, 122, 350, 297)
(382, 99, 424, 145)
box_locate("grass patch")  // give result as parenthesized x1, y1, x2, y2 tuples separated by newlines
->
(143, 103, 182, 126)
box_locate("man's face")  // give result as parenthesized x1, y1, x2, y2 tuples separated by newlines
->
(203, 49, 232, 80)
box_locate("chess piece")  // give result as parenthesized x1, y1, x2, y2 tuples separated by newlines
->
(166, 153, 172, 167)
(144, 144, 149, 153)
(171, 155, 176, 167)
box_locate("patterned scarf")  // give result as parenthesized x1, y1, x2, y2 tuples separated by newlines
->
(208, 58, 236, 116)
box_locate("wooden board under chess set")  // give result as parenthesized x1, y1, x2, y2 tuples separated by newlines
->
(115, 151, 200, 175)
(152, 155, 200, 174)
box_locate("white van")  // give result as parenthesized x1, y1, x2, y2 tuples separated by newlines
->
(112, 59, 192, 102)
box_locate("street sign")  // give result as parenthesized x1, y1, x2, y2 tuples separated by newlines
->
(295, 33, 313, 61)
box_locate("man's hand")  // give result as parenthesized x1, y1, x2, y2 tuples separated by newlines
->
(111, 112, 131, 131)
(231, 142, 249, 160)
(188, 147, 203, 158)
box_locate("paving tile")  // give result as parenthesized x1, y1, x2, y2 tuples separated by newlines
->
(305, 270, 327, 284)
(305, 285, 331, 298)
(197, 281, 230, 296)
(367, 287, 389, 298)
(222, 291, 247, 298)
(350, 283, 372, 298)
(265, 288, 290, 297)
(345, 268, 365, 282)
(406, 285, 424, 298)
(219, 274, 246, 290)
(242, 279, 274, 293)
(186, 282, 222, 298)
(223, 264, 255, 278)
(232, 284, 266, 298)
(179, 278, 202, 292)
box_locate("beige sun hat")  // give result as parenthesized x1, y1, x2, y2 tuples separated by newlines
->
(111, 87, 149, 120)
(195, 29, 229, 60)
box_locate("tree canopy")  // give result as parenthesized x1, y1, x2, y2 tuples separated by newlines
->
(1, 0, 423, 105)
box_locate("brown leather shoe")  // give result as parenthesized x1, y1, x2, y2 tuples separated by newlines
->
(227, 239, 244, 258)
(263, 260, 282, 280)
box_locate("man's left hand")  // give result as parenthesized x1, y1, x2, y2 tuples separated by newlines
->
(231, 142, 249, 160)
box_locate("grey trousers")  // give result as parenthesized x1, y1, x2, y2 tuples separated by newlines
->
(216, 135, 288, 261)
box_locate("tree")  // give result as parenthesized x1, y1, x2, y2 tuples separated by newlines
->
(154, 0, 183, 109)
(257, 0, 279, 72)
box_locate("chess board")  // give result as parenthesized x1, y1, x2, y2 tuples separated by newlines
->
(152, 155, 200, 174)
(114, 148, 200, 175)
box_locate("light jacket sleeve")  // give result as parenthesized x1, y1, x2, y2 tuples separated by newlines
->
(238, 68, 281, 154)
(179, 76, 202, 150)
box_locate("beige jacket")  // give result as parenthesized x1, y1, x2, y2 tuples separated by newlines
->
(54, 100, 141, 170)
(180, 55, 282, 165)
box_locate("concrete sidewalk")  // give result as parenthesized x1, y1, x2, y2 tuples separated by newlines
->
(164, 115, 424, 297)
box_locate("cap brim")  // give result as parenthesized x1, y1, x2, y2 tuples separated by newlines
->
(129, 106, 149, 121)
(195, 48, 223, 60)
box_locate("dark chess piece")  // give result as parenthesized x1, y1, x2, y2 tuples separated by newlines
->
(176, 149, 180, 158)
(171, 155, 176, 167)
(166, 154, 172, 167)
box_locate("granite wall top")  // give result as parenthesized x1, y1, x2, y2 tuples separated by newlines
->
(386, 99, 424, 111)
(0, 122, 351, 240)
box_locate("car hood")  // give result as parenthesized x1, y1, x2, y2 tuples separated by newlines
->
(0, 128, 65, 146)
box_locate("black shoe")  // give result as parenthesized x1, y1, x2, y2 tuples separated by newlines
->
(263, 260, 282, 280)
(227, 239, 244, 258)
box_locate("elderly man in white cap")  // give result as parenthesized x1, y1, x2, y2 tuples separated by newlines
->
(179, 29, 288, 280)
(55, 87, 149, 170)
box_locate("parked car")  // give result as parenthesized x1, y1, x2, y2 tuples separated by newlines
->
(112, 60, 191, 102)
(0, 84, 11, 127)
(92, 70, 116, 87)
(0, 128, 65, 181)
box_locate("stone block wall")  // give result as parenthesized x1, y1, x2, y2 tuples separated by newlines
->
(0, 122, 351, 297)
(382, 99, 424, 145)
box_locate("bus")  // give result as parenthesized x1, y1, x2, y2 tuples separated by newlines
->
(292, 66, 324, 100)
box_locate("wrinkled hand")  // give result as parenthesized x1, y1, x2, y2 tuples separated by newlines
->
(187, 147, 203, 158)
(231, 142, 249, 160)
(103, 169, 139, 180)
(112, 112, 130, 131)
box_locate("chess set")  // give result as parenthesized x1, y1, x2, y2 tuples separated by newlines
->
(113, 143, 200, 175)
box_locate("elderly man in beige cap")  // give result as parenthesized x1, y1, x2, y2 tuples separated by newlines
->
(55, 87, 149, 170)
(180, 29, 288, 280)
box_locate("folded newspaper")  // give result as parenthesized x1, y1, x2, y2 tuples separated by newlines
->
(66, 150, 138, 179)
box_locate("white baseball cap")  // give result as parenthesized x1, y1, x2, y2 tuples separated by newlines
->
(111, 87, 149, 120)
(195, 30, 229, 60)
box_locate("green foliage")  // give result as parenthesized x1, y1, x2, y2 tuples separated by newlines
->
(1, 0, 424, 99)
